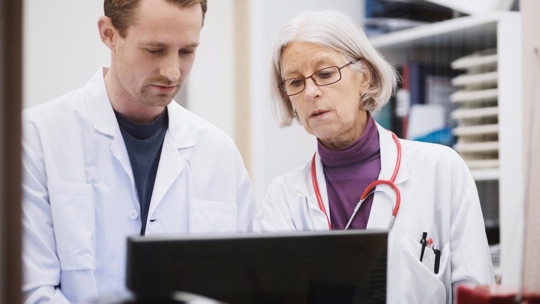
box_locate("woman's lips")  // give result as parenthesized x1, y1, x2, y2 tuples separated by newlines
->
(310, 110, 329, 118)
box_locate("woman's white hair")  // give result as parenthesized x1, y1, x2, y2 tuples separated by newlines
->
(271, 10, 398, 127)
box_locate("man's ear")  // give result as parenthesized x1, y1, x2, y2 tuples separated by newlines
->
(98, 16, 116, 50)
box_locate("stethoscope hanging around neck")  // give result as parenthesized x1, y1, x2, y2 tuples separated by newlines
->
(310, 132, 402, 230)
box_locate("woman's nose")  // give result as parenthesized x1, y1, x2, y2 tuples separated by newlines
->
(303, 77, 321, 100)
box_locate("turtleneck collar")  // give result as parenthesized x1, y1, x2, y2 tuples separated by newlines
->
(318, 111, 379, 168)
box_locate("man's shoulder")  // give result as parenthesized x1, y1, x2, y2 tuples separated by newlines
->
(23, 89, 84, 123)
(169, 102, 235, 146)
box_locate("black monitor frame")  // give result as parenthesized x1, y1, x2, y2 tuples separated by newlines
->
(126, 230, 387, 304)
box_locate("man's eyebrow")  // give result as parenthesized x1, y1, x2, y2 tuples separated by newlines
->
(140, 42, 200, 48)
(182, 42, 199, 48)
(141, 42, 167, 48)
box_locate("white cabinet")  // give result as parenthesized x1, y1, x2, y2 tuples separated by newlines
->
(370, 12, 523, 285)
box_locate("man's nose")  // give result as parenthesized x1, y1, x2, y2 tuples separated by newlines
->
(160, 56, 181, 83)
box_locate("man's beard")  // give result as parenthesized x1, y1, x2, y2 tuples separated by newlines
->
(137, 76, 182, 107)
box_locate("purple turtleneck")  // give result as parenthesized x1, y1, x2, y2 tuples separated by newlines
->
(318, 112, 381, 230)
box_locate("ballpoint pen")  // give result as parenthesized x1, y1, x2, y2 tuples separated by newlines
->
(419, 232, 428, 262)
(433, 244, 441, 274)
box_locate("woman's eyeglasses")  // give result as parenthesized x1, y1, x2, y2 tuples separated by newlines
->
(279, 61, 357, 97)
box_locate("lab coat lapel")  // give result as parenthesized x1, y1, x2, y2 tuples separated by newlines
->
(366, 124, 410, 229)
(292, 153, 331, 230)
(147, 102, 194, 218)
(84, 68, 194, 220)
(84, 68, 137, 193)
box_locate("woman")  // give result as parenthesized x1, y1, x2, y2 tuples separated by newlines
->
(253, 10, 494, 303)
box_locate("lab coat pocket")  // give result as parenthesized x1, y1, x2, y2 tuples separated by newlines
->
(399, 237, 451, 304)
(190, 199, 238, 233)
(48, 182, 95, 271)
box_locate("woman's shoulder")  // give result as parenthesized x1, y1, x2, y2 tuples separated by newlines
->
(400, 139, 462, 163)
(399, 139, 472, 180)
(266, 160, 312, 194)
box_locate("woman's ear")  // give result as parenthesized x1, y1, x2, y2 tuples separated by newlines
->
(98, 16, 116, 50)
(359, 64, 373, 91)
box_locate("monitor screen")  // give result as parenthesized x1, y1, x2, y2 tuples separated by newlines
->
(126, 230, 387, 304)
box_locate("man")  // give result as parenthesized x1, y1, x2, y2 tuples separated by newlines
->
(22, 0, 255, 302)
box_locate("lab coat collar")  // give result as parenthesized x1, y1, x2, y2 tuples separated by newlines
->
(83, 68, 195, 149)
(146, 101, 196, 217)
(83, 68, 196, 219)
(83, 68, 118, 137)
(291, 158, 332, 231)
(366, 123, 410, 229)
(292, 122, 409, 230)
(376, 123, 409, 185)
(165, 101, 195, 151)
(82, 68, 138, 192)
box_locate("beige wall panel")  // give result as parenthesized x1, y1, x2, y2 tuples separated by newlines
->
(521, 0, 540, 295)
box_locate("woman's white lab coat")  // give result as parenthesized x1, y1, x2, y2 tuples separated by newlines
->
(254, 123, 494, 303)
(22, 69, 256, 303)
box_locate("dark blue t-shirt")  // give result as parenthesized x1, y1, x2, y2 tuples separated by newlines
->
(114, 109, 168, 235)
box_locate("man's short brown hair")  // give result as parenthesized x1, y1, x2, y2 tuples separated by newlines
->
(104, 0, 208, 38)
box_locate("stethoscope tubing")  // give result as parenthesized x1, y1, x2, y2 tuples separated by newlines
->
(311, 132, 402, 230)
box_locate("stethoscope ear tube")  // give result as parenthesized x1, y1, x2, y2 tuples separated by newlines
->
(311, 154, 332, 230)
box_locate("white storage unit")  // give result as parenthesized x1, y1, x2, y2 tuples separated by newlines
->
(450, 49, 500, 170)
(370, 12, 523, 285)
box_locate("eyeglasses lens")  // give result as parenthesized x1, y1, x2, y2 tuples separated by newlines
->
(282, 66, 341, 96)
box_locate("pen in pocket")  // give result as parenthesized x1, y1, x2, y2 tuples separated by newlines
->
(433, 244, 441, 274)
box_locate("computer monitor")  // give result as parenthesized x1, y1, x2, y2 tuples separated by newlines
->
(126, 230, 387, 304)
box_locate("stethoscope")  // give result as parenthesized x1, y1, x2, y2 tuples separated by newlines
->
(310, 132, 402, 231)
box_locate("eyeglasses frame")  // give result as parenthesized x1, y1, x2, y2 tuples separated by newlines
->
(279, 61, 358, 97)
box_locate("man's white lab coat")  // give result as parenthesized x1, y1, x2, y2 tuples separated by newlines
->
(22, 68, 256, 303)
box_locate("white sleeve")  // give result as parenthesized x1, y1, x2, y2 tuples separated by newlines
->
(449, 154, 495, 286)
(24, 287, 70, 304)
(235, 172, 257, 232)
(253, 177, 297, 232)
(22, 126, 68, 303)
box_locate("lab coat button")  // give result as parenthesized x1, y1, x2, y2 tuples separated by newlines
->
(129, 210, 139, 220)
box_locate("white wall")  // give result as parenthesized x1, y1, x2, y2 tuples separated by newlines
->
(186, 0, 235, 139)
(23, 1, 109, 108)
(249, 0, 364, 203)
(23, 0, 236, 138)
(23, 0, 365, 204)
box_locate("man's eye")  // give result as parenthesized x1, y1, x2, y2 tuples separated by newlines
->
(180, 49, 195, 55)
(146, 49, 163, 54)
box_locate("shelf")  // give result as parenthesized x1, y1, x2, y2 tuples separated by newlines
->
(470, 168, 500, 181)
(450, 89, 498, 103)
(452, 71, 498, 87)
(451, 54, 498, 70)
(454, 141, 499, 153)
(369, 9, 523, 287)
(370, 12, 520, 50)
(463, 159, 500, 169)
(453, 124, 499, 136)
(451, 106, 499, 119)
